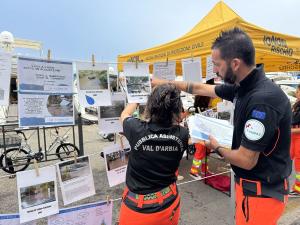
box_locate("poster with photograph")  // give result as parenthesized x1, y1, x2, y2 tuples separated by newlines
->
(16, 166, 59, 224)
(0, 214, 36, 225)
(48, 201, 112, 225)
(98, 92, 126, 134)
(109, 73, 121, 93)
(123, 63, 151, 104)
(153, 61, 176, 80)
(18, 93, 74, 127)
(104, 143, 131, 187)
(0, 52, 12, 106)
(56, 156, 96, 205)
(18, 57, 73, 93)
(182, 57, 202, 82)
(206, 55, 217, 81)
(76, 62, 112, 107)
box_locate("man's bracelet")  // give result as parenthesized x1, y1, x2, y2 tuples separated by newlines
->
(213, 146, 223, 157)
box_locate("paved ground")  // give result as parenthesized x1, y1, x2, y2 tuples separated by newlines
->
(0, 124, 299, 224)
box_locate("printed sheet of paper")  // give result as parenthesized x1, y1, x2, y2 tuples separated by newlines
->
(0, 52, 12, 106)
(188, 114, 233, 147)
(206, 55, 217, 81)
(0, 214, 36, 225)
(48, 201, 113, 225)
(182, 57, 202, 82)
(56, 156, 96, 205)
(76, 61, 112, 107)
(123, 63, 151, 104)
(98, 92, 126, 134)
(153, 61, 176, 80)
(104, 143, 131, 187)
(16, 166, 59, 224)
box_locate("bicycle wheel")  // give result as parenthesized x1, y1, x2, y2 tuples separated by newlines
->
(56, 143, 80, 161)
(0, 148, 31, 173)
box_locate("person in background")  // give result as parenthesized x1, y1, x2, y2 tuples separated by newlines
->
(119, 84, 189, 225)
(290, 84, 300, 196)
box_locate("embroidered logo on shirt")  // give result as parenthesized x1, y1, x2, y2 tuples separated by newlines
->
(251, 110, 266, 120)
(244, 119, 265, 141)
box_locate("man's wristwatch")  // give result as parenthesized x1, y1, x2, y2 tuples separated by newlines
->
(214, 146, 223, 157)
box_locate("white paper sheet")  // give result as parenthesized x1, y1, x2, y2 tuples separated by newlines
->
(182, 57, 202, 82)
(98, 92, 126, 134)
(76, 61, 112, 107)
(48, 201, 113, 225)
(0, 52, 12, 106)
(56, 156, 96, 205)
(16, 166, 59, 224)
(104, 143, 131, 187)
(0, 214, 36, 225)
(153, 61, 176, 80)
(123, 63, 151, 103)
(188, 114, 233, 147)
(206, 55, 217, 81)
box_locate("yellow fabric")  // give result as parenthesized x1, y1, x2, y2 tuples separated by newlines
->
(14, 38, 42, 50)
(118, 1, 300, 75)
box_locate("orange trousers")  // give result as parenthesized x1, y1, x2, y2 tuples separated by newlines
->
(235, 182, 287, 225)
(118, 194, 180, 225)
(291, 132, 300, 192)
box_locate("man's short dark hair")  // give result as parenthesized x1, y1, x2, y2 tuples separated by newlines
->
(212, 27, 255, 66)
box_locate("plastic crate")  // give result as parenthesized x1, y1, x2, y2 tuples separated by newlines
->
(0, 133, 22, 148)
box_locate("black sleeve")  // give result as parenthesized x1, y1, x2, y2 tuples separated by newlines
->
(123, 117, 139, 142)
(214, 84, 236, 102)
(241, 104, 279, 152)
(181, 127, 190, 151)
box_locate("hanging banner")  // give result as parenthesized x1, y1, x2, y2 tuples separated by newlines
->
(16, 166, 59, 224)
(0, 214, 36, 225)
(104, 143, 131, 187)
(48, 201, 113, 225)
(56, 156, 96, 205)
(182, 57, 202, 82)
(123, 63, 151, 103)
(76, 62, 112, 107)
(0, 52, 12, 106)
(153, 61, 176, 80)
(98, 92, 126, 134)
(206, 55, 217, 81)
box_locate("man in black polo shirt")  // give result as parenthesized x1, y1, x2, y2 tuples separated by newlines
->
(153, 27, 292, 224)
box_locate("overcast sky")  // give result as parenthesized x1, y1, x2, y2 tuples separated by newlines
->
(1, 0, 299, 61)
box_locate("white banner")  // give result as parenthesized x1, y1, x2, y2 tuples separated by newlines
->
(123, 63, 151, 104)
(76, 62, 112, 107)
(206, 55, 217, 81)
(17, 166, 59, 224)
(0, 52, 12, 106)
(182, 57, 202, 82)
(153, 61, 176, 80)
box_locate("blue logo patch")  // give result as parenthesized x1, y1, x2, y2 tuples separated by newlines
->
(251, 110, 266, 120)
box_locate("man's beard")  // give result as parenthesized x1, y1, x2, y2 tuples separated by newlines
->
(223, 66, 237, 84)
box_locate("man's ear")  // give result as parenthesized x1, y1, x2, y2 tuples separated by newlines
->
(231, 58, 241, 72)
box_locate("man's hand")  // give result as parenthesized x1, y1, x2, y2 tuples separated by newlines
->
(205, 135, 220, 150)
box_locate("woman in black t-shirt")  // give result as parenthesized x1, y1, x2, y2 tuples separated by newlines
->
(118, 84, 189, 225)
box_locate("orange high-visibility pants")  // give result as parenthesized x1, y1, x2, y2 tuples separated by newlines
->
(235, 182, 287, 225)
(291, 132, 300, 192)
(118, 194, 180, 225)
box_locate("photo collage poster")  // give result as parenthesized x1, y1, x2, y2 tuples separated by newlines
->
(153, 61, 176, 81)
(98, 92, 126, 134)
(48, 201, 113, 225)
(76, 62, 112, 107)
(56, 155, 96, 205)
(206, 55, 217, 82)
(18, 57, 74, 127)
(123, 63, 151, 104)
(181, 57, 202, 83)
(0, 52, 12, 106)
(104, 142, 131, 187)
(16, 166, 59, 223)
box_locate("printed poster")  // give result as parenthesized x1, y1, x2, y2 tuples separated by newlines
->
(0, 214, 36, 225)
(153, 61, 176, 80)
(104, 143, 131, 187)
(56, 156, 96, 205)
(0, 52, 12, 106)
(76, 62, 112, 107)
(48, 201, 113, 225)
(16, 166, 59, 224)
(98, 92, 126, 134)
(182, 57, 202, 82)
(123, 63, 151, 104)
(206, 55, 217, 81)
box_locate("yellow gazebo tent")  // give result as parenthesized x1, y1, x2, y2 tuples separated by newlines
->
(117, 1, 300, 76)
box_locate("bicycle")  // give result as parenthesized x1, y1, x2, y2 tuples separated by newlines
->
(0, 127, 79, 174)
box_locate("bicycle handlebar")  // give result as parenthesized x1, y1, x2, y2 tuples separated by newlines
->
(15, 130, 27, 141)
